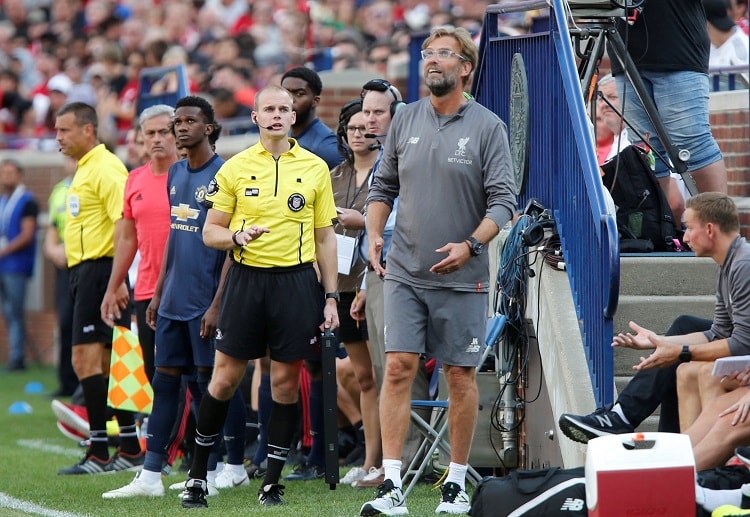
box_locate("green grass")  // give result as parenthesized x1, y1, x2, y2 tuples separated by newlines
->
(1, 366, 453, 516)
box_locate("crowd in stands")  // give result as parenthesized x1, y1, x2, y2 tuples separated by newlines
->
(0, 0, 524, 151)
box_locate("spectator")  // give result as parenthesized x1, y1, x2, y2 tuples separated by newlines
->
(610, 0, 729, 193)
(35, 74, 72, 136)
(210, 63, 257, 112)
(0, 159, 39, 371)
(331, 30, 366, 70)
(211, 88, 255, 135)
(728, 0, 749, 34)
(120, 18, 146, 55)
(366, 40, 392, 77)
(704, 0, 750, 69)
(45, 157, 78, 395)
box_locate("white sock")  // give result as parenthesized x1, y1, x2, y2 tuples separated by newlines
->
(139, 468, 162, 485)
(696, 484, 742, 511)
(225, 463, 245, 475)
(207, 468, 218, 485)
(445, 462, 467, 490)
(611, 403, 632, 426)
(382, 459, 402, 489)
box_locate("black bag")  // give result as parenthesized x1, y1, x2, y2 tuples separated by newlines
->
(469, 467, 586, 516)
(601, 145, 676, 252)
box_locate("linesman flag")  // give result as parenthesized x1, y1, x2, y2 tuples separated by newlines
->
(107, 325, 153, 414)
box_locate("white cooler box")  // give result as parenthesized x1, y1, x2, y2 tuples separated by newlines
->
(585, 432, 695, 517)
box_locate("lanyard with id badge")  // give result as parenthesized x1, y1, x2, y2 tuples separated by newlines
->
(335, 166, 372, 275)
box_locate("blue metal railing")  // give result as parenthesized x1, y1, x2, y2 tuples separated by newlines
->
(708, 65, 750, 92)
(474, 0, 619, 406)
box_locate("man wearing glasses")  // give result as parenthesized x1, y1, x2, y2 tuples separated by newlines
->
(359, 26, 516, 516)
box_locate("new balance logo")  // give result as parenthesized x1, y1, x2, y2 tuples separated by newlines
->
(594, 414, 613, 428)
(465, 337, 481, 353)
(560, 498, 584, 511)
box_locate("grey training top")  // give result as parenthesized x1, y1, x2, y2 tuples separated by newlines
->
(367, 97, 516, 292)
(705, 236, 750, 355)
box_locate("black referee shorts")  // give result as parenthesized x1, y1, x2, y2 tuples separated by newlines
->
(69, 258, 131, 346)
(216, 262, 324, 363)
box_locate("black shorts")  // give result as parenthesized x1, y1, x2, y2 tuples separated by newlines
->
(69, 258, 131, 345)
(216, 263, 323, 363)
(336, 291, 368, 344)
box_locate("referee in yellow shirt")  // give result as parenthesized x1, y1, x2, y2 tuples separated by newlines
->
(180, 85, 340, 508)
(54, 102, 144, 475)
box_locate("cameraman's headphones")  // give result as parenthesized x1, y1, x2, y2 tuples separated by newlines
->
(520, 199, 557, 247)
(361, 79, 405, 117)
(521, 217, 556, 247)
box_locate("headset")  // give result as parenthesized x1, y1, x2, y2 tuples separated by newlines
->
(520, 198, 557, 247)
(360, 78, 405, 117)
(335, 98, 364, 160)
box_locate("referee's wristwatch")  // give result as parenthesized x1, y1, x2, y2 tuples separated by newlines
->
(325, 292, 340, 303)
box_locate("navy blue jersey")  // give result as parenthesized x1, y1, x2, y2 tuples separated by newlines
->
(159, 154, 226, 320)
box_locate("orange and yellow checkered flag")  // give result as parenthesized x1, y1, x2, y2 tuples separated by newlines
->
(107, 325, 153, 414)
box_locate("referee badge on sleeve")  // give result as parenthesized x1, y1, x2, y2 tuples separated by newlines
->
(207, 178, 219, 196)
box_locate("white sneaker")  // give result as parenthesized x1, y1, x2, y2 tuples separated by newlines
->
(214, 464, 250, 489)
(102, 472, 165, 499)
(360, 479, 408, 516)
(341, 466, 366, 486)
(435, 482, 470, 514)
(169, 480, 219, 496)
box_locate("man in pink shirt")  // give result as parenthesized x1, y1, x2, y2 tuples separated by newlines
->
(101, 104, 178, 380)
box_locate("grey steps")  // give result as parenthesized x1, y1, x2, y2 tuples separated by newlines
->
(613, 254, 716, 435)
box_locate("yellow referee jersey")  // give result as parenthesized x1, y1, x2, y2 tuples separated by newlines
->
(206, 139, 336, 267)
(64, 144, 128, 267)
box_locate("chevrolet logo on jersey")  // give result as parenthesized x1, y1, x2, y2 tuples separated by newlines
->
(171, 203, 199, 221)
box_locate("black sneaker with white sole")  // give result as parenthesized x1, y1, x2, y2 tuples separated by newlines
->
(258, 483, 285, 506)
(736, 446, 750, 467)
(180, 478, 208, 509)
(558, 407, 634, 444)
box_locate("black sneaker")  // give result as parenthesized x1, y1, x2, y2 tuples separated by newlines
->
(180, 478, 208, 509)
(245, 461, 267, 479)
(736, 446, 750, 467)
(558, 407, 634, 444)
(283, 462, 325, 481)
(58, 455, 111, 475)
(258, 483, 285, 506)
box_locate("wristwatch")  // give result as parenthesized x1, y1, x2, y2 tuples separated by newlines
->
(325, 292, 340, 303)
(678, 345, 692, 363)
(466, 236, 486, 257)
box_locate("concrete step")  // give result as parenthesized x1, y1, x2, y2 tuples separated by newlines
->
(613, 294, 715, 337)
(620, 255, 716, 296)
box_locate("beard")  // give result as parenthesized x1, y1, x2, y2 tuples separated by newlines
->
(425, 67, 460, 97)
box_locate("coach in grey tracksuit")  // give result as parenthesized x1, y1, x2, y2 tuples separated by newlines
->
(360, 25, 516, 517)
